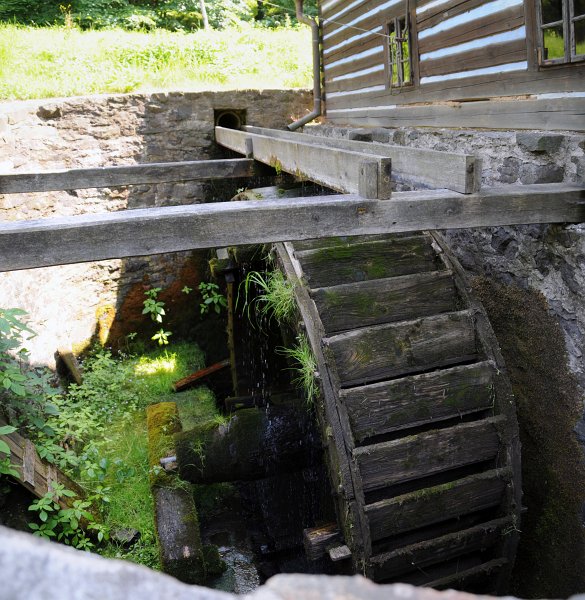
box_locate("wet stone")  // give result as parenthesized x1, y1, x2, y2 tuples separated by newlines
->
(110, 527, 141, 548)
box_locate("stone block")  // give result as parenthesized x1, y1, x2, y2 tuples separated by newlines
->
(348, 129, 373, 142)
(498, 157, 521, 184)
(371, 128, 391, 143)
(519, 162, 564, 184)
(37, 104, 62, 120)
(571, 156, 585, 182)
(517, 132, 564, 153)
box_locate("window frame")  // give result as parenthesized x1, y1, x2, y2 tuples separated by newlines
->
(536, 0, 585, 65)
(384, 7, 416, 90)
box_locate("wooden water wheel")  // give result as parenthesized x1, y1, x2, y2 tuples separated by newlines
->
(275, 231, 521, 594)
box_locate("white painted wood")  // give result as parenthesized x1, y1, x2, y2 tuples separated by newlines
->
(0, 184, 582, 272)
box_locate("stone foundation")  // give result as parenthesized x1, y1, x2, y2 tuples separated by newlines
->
(0, 90, 311, 365)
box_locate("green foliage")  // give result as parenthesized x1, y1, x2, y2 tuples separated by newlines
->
(142, 287, 172, 346)
(199, 282, 227, 315)
(27, 482, 104, 550)
(0, 24, 312, 100)
(277, 334, 318, 405)
(241, 269, 297, 325)
(0, 424, 19, 478)
(0, 308, 58, 437)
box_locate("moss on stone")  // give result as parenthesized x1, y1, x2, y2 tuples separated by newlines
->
(473, 277, 585, 597)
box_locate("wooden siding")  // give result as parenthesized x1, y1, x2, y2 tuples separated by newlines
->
(320, 0, 585, 130)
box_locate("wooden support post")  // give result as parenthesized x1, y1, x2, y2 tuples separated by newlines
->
(245, 137, 254, 159)
(358, 159, 392, 199)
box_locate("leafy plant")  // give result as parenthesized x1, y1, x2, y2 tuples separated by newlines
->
(0, 423, 19, 478)
(27, 482, 105, 549)
(277, 334, 318, 405)
(240, 269, 296, 325)
(199, 282, 227, 315)
(142, 287, 172, 346)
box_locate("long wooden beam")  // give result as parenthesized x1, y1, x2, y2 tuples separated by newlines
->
(0, 184, 582, 272)
(0, 158, 257, 194)
(242, 125, 479, 194)
(215, 126, 392, 199)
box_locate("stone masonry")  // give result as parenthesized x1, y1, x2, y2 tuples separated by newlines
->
(0, 90, 311, 366)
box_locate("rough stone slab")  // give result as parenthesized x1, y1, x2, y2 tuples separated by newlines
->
(516, 133, 564, 154)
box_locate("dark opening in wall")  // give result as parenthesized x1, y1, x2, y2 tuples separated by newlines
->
(215, 109, 246, 130)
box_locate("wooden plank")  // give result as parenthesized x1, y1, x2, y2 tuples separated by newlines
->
(312, 270, 457, 334)
(296, 236, 438, 289)
(57, 347, 83, 385)
(303, 523, 341, 560)
(329, 544, 352, 561)
(426, 558, 508, 590)
(0, 418, 84, 506)
(341, 361, 497, 443)
(293, 234, 404, 252)
(325, 309, 478, 388)
(0, 159, 257, 194)
(417, 0, 492, 30)
(0, 184, 583, 272)
(354, 416, 504, 492)
(365, 468, 510, 541)
(215, 126, 392, 198)
(326, 98, 585, 132)
(371, 516, 513, 580)
(172, 358, 230, 392)
(420, 39, 527, 78)
(244, 126, 478, 194)
(325, 50, 385, 80)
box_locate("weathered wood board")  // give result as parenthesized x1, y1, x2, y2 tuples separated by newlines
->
(0, 158, 258, 194)
(325, 309, 478, 387)
(244, 126, 479, 193)
(215, 126, 392, 198)
(341, 361, 497, 442)
(0, 418, 84, 505)
(371, 516, 512, 580)
(311, 270, 456, 333)
(365, 468, 510, 541)
(0, 184, 583, 272)
(354, 416, 504, 492)
(296, 236, 439, 289)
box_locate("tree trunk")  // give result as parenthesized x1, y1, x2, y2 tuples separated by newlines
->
(199, 0, 209, 29)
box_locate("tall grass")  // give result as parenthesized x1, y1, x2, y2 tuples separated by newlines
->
(0, 23, 312, 100)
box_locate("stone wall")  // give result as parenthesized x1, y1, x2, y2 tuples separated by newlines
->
(5, 525, 585, 600)
(0, 90, 311, 365)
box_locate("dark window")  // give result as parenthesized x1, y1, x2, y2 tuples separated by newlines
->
(537, 0, 585, 64)
(386, 14, 412, 87)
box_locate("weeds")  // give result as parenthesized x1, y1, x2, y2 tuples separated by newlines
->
(277, 334, 318, 406)
(241, 269, 297, 326)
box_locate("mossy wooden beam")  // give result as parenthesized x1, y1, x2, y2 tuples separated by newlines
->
(0, 184, 583, 272)
(243, 125, 479, 194)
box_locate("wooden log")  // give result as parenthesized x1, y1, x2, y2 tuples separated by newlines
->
(371, 516, 512, 581)
(172, 358, 230, 392)
(57, 347, 83, 385)
(325, 309, 478, 388)
(244, 125, 479, 194)
(175, 406, 318, 483)
(341, 361, 497, 442)
(215, 126, 393, 198)
(292, 233, 402, 252)
(153, 486, 206, 584)
(311, 270, 457, 334)
(0, 158, 257, 194)
(296, 236, 439, 289)
(303, 523, 342, 560)
(365, 468, 511, 542)
(0, 184, 583, 272)
(354, 416, 505, 492)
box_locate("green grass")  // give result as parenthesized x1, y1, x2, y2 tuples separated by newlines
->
(39, 341, 223, 569)
(241, 269, 297, 326)
(0, 23, 312, 100)
(277, 334, 317, 405)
